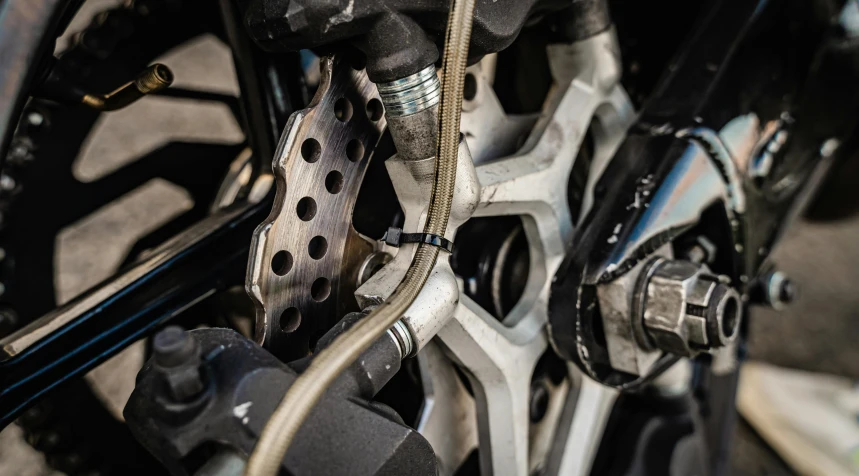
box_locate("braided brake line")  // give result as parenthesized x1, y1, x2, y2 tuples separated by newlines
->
(244, 0, 477, 473)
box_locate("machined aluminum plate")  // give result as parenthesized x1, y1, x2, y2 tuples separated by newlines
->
(246, 56, 385, 357)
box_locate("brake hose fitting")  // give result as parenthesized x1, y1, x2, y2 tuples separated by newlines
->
(376, 64, 441, 162)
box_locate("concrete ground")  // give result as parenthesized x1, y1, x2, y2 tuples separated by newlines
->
(2, 1, 857, 474)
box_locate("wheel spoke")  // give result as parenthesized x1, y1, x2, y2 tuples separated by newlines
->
(415, 341, 479, 476)
(437, 297, 547, 476)
(550, 374, 619, 476)
(153, 87, 242, 125)
(66, 141, 244, 225)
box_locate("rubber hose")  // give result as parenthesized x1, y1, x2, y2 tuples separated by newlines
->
(243, 0, 476, 474)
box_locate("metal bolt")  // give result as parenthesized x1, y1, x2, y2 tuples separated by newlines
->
(686, 236, 717, 264)
(764, 271, 795, 310)
(26, 112, 44, 127)
(387, 319, 414, 359)
(640, 260, 742, 357)
(153, 326, 204, 401)
(0, 174, 16, 192)
(820, 138, 841, 158)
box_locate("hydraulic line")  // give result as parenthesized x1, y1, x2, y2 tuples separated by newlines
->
(244, 0, 476, 473)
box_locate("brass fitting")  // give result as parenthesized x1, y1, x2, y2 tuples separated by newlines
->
(81, 63, 173, 111)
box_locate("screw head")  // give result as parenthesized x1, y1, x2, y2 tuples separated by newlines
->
(766, 271, 795, 309)
(153, 326, 205, 402)
(153, 325, 196, 368)
(26, 112, 44, 127)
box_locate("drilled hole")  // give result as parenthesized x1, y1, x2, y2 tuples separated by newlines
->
(463, 73, 477, 101)
(301, 138, 321, 163)
(346, 139, 364, 162)
(271, 250, 293, 276)
(349, 53, 367, 71)
(308, 236, 328, 260)
(366, 98, 384, 121)
(721, 296, 740, 338)
(296, 197, 317, 221)
(280, 307, 301, 333)
(325, 170, 344, 194)
(311, 277, 331, 302)
(334, 98, 353, 122)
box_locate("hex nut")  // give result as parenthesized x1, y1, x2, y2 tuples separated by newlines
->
(640, 260, 741, 357)
(154, 326, 204, 402)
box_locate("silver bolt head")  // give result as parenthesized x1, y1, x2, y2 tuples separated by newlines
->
(641, 260, 742, 357)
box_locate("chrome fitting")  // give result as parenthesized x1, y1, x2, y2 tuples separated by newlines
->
(376, 65, 441, 117)
(763, 270, 796, 310)
(639, 260, 742, 357)
(387, 319, 415, 359)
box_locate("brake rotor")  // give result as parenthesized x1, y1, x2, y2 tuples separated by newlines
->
(246, 55, 386, 359)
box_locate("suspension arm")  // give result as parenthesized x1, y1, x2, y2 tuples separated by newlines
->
(0, 198, 270, 428)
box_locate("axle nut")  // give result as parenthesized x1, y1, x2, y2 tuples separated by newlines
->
(639, 260, 741, 357)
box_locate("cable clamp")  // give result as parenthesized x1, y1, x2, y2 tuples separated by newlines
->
(381, 227, 454, 253)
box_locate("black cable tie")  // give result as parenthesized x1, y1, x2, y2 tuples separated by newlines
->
(381, 227, 454, 253)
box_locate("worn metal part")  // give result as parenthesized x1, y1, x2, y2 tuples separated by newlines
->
(376, 65, 441, 118)
(438, 296, 547, 475)
(124, 328, 437, 476)
(548, 371, 619, 476)
(461, 55, 539, 165)
(352, 28, 635, 476)
(355, 138, 480, 354)
(528, 371, 569, 475)
(641, 260, 741, 357)
(548, 0, 773, 383)
(378, 65, 441, 162)
(472, 29, 633, 334)
(572, 114, 759, 383)
(425, 30, 631, 476)
(596, 253, 667, 376)
(152, 326, 205, 402)
(246, 56, 385, 358)
(593, 114, 760, 283)
(414, 341, 478, 476)
(244, 0, 572, 82)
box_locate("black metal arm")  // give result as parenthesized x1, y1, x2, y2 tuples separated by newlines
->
(0, 199, 270, 428)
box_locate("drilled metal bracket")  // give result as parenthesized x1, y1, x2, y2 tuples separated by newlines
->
(246, 56, 386, 357)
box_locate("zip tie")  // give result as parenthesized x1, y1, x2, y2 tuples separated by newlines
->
(382, 227, 454, 253)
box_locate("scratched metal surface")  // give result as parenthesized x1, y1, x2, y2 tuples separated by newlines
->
(245, 55, 385, 358)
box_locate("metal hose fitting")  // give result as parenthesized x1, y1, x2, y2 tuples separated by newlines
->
(387, 319, 415, 358)
(81, 63, 173, 111)
(376, 64, 441, 117)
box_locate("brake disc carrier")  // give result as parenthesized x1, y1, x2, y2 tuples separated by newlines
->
(246, 56, 385, 359)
